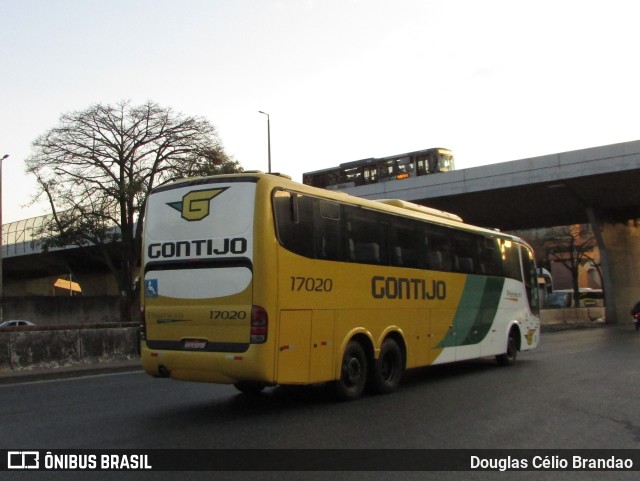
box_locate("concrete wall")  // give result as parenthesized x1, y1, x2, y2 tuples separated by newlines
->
(2, 296, 121, 325)
(0, 324, 138, 372)
(0, 308, 606, 374)
(540, 307, 606, 325)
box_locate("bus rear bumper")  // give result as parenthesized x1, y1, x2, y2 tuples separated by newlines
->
(141, 344, 272, 385)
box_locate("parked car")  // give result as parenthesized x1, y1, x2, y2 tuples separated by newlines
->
(546, 289, 604, 308)
(0, 320, 35, 327)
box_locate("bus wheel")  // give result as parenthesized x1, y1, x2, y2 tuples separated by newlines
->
(233, 381, 266, 395)
(496, 331, 518, 366)
(333, 341, 368, 401)
(370, 338, 404, 394)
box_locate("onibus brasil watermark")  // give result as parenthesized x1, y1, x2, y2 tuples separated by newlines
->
(7, 451, 151, 471)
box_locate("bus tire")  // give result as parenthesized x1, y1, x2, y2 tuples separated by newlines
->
(496, 330, 518, 366)
(233, 381, 266, 395)
(370, 337, 404, 394)
(333, 340, 368, 401)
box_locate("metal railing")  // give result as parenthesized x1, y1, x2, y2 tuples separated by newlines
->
(1, 214, 51, 257)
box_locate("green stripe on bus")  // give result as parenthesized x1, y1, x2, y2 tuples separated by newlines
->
(436, 275, 505, 348)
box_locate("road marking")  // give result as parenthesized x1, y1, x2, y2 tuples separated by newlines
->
(0, 369, 143, 387)
(568, 348, 597, 354)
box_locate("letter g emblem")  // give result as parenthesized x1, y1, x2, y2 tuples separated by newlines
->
(167, 188, 227, 221)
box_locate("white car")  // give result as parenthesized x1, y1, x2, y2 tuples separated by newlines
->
(0, 320, 35, 327)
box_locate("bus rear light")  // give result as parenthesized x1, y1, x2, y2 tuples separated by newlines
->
(250, 305, 268, 344)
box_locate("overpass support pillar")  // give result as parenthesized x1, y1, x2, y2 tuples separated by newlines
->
(587, 208, 616, 323)
(594, 213, 640, 324)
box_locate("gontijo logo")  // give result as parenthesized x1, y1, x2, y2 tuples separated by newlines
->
(166, 188, 228, 221)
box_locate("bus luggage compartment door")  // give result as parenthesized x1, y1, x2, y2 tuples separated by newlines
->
(277, 310, 335, 384)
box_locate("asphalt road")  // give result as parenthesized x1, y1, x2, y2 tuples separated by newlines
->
(2, 325, 640, 481)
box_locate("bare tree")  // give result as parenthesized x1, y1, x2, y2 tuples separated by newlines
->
(26, 100, 242, 321)
(546, 225, 598, 307)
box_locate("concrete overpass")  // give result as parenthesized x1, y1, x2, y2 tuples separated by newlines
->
(1, 215, 121, 296)
(338, 139, 640, 323)
(4, 140, 640, 322)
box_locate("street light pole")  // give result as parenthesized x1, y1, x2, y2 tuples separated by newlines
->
(258, 111, 272, 173)
(0, 154, 8, 323)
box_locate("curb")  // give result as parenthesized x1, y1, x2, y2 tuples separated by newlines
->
(540, 321, 608, 333)
(0, 324, 622, 385)
(0, 360, 142, 385)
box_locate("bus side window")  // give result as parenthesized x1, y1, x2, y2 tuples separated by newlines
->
(272, 190, 315, 258)
(450, 231, 478, 274)
(415, 155, 428, 176)
(499, 239, 522, 281)
(345, 206, 388, 265)
(273, 191, 294, 242)
(315, 199, 343, 261)
(479, 237, 504, 277)
(363, 165, 378, 184)
(425, 226, 453, 272)
(389, 218, 422, 269)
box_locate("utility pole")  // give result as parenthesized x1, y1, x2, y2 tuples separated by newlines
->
(258, 111, 272, 173)
(0, 154, 9, 323)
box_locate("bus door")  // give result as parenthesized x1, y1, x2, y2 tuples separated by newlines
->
(520, 245, 541, 349)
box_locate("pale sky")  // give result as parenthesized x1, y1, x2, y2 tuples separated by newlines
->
(2, 0, 640, 224)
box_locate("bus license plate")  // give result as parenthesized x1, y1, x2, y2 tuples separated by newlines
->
(184, 339, 207, 349)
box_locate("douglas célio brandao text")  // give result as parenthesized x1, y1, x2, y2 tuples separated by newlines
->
(470, 455, 634, 471)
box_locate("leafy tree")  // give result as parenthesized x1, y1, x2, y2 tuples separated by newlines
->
(26, 100, 242, 321)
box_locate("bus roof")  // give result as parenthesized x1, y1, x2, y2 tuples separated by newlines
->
(375, 199, 463, 223)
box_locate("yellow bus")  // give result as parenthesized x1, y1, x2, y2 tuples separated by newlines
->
(140, 172, 540, 400)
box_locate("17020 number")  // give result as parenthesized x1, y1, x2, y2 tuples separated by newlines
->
(290, 276, 333, 292)
(209, 310, 247, 320)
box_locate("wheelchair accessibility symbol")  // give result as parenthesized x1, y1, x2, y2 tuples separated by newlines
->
(146, 279, 159, 298)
